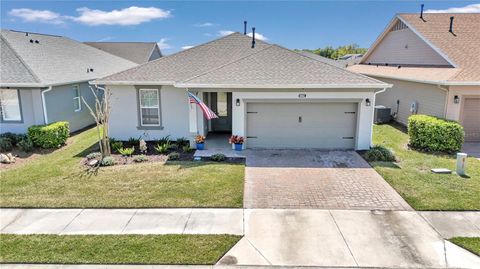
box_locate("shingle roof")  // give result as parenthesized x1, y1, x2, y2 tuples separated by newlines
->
(178, 45, 383, 88)
(0, 29, 138, 87)
(84, 42, 161, 64)
(298, 51, 344, 68)
(355, 13, 480, 84)
(97, 33, 387, 88)
(398, 13, 480, 82)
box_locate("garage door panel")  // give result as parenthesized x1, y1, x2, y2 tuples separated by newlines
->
(246, 102, 357, 149)
(462, 98, 480, 142)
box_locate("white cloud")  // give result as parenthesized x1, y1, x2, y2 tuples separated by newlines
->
(8, 8, 65, 24)
(73, 6, 171, 25)
(247, 32, 268, 41)
(218, 30, 235, 36)
(181, 45, 194, 50)
(425, 3, 480, 13)
(157, 38, 172, 50)
(195, 22, 215, 27)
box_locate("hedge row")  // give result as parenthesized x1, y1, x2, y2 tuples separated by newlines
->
(408, 115, 464, 153)
(28, 121, 70, 149)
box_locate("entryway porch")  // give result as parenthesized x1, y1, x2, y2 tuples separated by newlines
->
(193, 133, 246, 158)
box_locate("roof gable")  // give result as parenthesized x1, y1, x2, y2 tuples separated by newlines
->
(1, 29, 138, 87)
(1, 36, 40, 85)
(84, 42, 161, 64)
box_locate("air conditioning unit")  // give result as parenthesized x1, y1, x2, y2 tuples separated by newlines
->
(374, 106, 392, 124)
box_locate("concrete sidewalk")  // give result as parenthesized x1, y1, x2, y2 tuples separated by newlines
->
(0, 208, 243, 235)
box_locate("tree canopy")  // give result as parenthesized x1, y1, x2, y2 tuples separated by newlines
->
(298, 44, 367, 60)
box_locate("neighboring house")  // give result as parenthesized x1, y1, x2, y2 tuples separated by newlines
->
(299, 51, 344, 68)
(0, 30, 137, 133)
(84, 42, 162, 64)
(349, 13, 480, 142)
(337, 54, 363, 67)
(94, 33, 389, 150)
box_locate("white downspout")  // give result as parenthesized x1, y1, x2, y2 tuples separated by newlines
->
(436, 85, 449, 119)
(370, 87, 388, 147)
(41, 86, 53, 125)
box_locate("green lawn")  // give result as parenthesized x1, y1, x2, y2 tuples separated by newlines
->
(450, 237, 480, 256)
(0, 234, 241, 264)
(371, 124, 480, 210)
(0, 127, 244, 208)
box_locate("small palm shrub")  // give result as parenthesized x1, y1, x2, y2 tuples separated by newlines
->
(118, 146, 135, 156)
(154, 142, 170, 154)
(16, 137, 34, 152)
(127, 137, 140, 147)
(110, 140, 123, 153)
(211, 153, 226, 162)
(133, 155, 148, 163)
(101, 156, 116, 166)
(168, 152, 180, 161)
(176, 137, 189, 147)
(364, 146, 396, 162)
(86, 152, 102, 160)
(157, 135, 171, 145)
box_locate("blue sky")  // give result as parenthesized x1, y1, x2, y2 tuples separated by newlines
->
(1, 1, 479, 54)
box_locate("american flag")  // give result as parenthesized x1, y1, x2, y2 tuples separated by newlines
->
(188, 92, 218, 120)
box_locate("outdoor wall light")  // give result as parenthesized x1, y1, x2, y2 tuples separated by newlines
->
(236, 98, 240, 106)
(365, 98, 371, 106)
(454, 95, 460, 104)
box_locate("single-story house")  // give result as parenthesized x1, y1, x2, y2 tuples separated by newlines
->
(94, 32, 389, 150)
(84, 42, 162, 64)
(349, 13, 480, 142)
(0, 29, 138, 133)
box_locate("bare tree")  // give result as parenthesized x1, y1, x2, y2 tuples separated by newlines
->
(82, 85, 111, 158)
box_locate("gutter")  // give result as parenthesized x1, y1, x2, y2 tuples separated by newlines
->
(354, 72, 480, 86)
(41, 86, 53, 125)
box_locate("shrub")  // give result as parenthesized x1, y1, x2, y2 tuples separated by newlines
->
(28, 121, 69, 149)
(408, 115, 464, 153)
(0, 132, 26, 144)
(168, 143, 178, 150)
(86, 152, 101, 160)
(157, 135, 171, 145)
(364, 145, 396, 162)
(0, 137, 13, 152)
(133, 154, 148, 163)
(182, 145, 194, 153)
(154, 143, 169, 154)
(111, 141, 123, 153)
(168, 152, 180, 161)
(100, 156, 116, 166)
(127, 137, 140, 147)
(211, 153, 226, 162)
(176, 137, 189, 146)
(16, 137, 34, 152)
(118, 146, 135, 156)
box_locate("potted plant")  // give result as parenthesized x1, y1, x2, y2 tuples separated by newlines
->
(195, 135, 206, 150)
(229, 135, 244, 151)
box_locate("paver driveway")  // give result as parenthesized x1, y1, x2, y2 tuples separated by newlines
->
(244, 150, 412, 210)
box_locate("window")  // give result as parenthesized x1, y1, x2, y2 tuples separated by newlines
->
(73, 85, 81, 112)
(0, 89, 21, 122)
(139, 89, 160, 126)
(217, 92, 228, 117)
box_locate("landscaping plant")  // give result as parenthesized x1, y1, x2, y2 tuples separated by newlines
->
(100, 156, 115, 166)
(211, 153, 226, 162)
(195, 135, 205, 144)
(176, 137, 189, 147)
(128, 137, 140, 147)
(118, 147, 135, 157)
(168, 152, 180, 161)
(110, 141, 123, 153)
(154, 143, 169, 154)
(157, 136, 171, 145)
(86, 152, 101, 160)
(228, 135, 244, 145)
(16, 137, 34, 152)
(407, 115, 464, 153)
(183, 145, 194, 153)
(364, 145, 396, 162)
(28, 121, 69, 149)
(0, 137, 14, 152)
(82, 85, 111, 158)
(133, 155, 148, 163)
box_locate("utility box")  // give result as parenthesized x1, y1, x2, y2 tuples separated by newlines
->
(374, 106, 392, 124)
(456, 153, 467, 176)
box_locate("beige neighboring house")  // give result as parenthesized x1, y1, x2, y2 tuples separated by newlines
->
(349, 13, 480, 142)
(84, 42, 162, 64)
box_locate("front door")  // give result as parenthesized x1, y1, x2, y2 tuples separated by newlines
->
(211, 92, 232, 132)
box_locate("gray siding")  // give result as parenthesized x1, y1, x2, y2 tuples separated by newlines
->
(109, 85, 190, 140)
(148, 46, 162, 62)
(1, 89, 44, 134)
(45, 82, 96, 132)
(374, 77, 447, 125)
(364, 27, 451, 66)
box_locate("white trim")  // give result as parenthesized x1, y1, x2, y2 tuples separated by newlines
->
(91, 80, 175, 86)
(0, 88, 22, 122)
(73, 84, 81, 112)
(41, 86, 53, 124)
(139, 88, 161, 126)
(357, 72, 480, 86)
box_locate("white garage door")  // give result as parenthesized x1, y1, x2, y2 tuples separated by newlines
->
(246, 102, 358, 149)
(462, 98, 480, 142)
